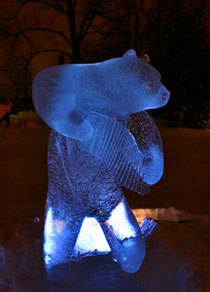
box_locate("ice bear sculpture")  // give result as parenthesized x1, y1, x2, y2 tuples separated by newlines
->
(33, 49, 170, 283)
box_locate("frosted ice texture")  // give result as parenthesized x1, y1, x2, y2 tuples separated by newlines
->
(33, 49, 170, 141)
(33, 49, 170, 282)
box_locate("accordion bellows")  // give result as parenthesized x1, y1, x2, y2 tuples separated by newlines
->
(80, 111, 163, 194)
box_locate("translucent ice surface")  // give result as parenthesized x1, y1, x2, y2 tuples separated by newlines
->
(33, 49, 170, 141)
(33, 49, 170, 282)
(128, 111, 164, 185)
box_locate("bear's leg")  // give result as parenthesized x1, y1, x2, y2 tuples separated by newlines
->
(100, 196, 145, 273)
(43, 205, 84, 283)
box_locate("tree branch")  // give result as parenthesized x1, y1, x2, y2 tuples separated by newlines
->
(138, 7, 155, 24)
(72, 0, 78, 11)
(31, 48, 72, 61)
(17, 0, 67, 15)
(78, 0, 104, 42)
(51, 0, 67, 14)
(84, 23, 106, 37)
(66, 0, 78, 44)
(15, 27, 72, 47)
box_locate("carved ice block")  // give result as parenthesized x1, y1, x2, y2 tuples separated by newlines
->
(33, 49, 170, 283)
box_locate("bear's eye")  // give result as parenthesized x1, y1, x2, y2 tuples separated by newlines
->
(146, 84, 152, 91)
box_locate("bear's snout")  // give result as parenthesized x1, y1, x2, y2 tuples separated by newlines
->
(160, 86, 170, 106)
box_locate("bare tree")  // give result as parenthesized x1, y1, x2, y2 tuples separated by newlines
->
(8, 0, 107, 63)
(0, 0, 109, 106)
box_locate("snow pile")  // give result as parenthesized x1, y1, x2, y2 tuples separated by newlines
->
(133, 206, 209, 223)
(10, 111, 38, 121)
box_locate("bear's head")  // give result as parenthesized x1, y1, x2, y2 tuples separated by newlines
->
(33, 49, 170, 141)
(97, 49, 170, 115)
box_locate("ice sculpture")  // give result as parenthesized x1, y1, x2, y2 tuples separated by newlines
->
(33, 49, 170, 283)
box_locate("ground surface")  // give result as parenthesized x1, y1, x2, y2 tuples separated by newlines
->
(0, 218, 210, 292)
(0, 122, 210, 291)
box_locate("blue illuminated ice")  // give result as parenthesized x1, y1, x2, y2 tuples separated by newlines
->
(33, 49, 170, 283)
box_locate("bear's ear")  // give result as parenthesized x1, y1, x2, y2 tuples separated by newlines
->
(140, 54, 150, 64)
(32, 65, 93, 141)
(122, 49, 137, 59)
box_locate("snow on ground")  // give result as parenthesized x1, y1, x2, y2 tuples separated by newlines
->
(133, 206, 210, 223)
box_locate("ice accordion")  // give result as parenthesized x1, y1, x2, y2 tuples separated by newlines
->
(32, 49, 170, 282)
